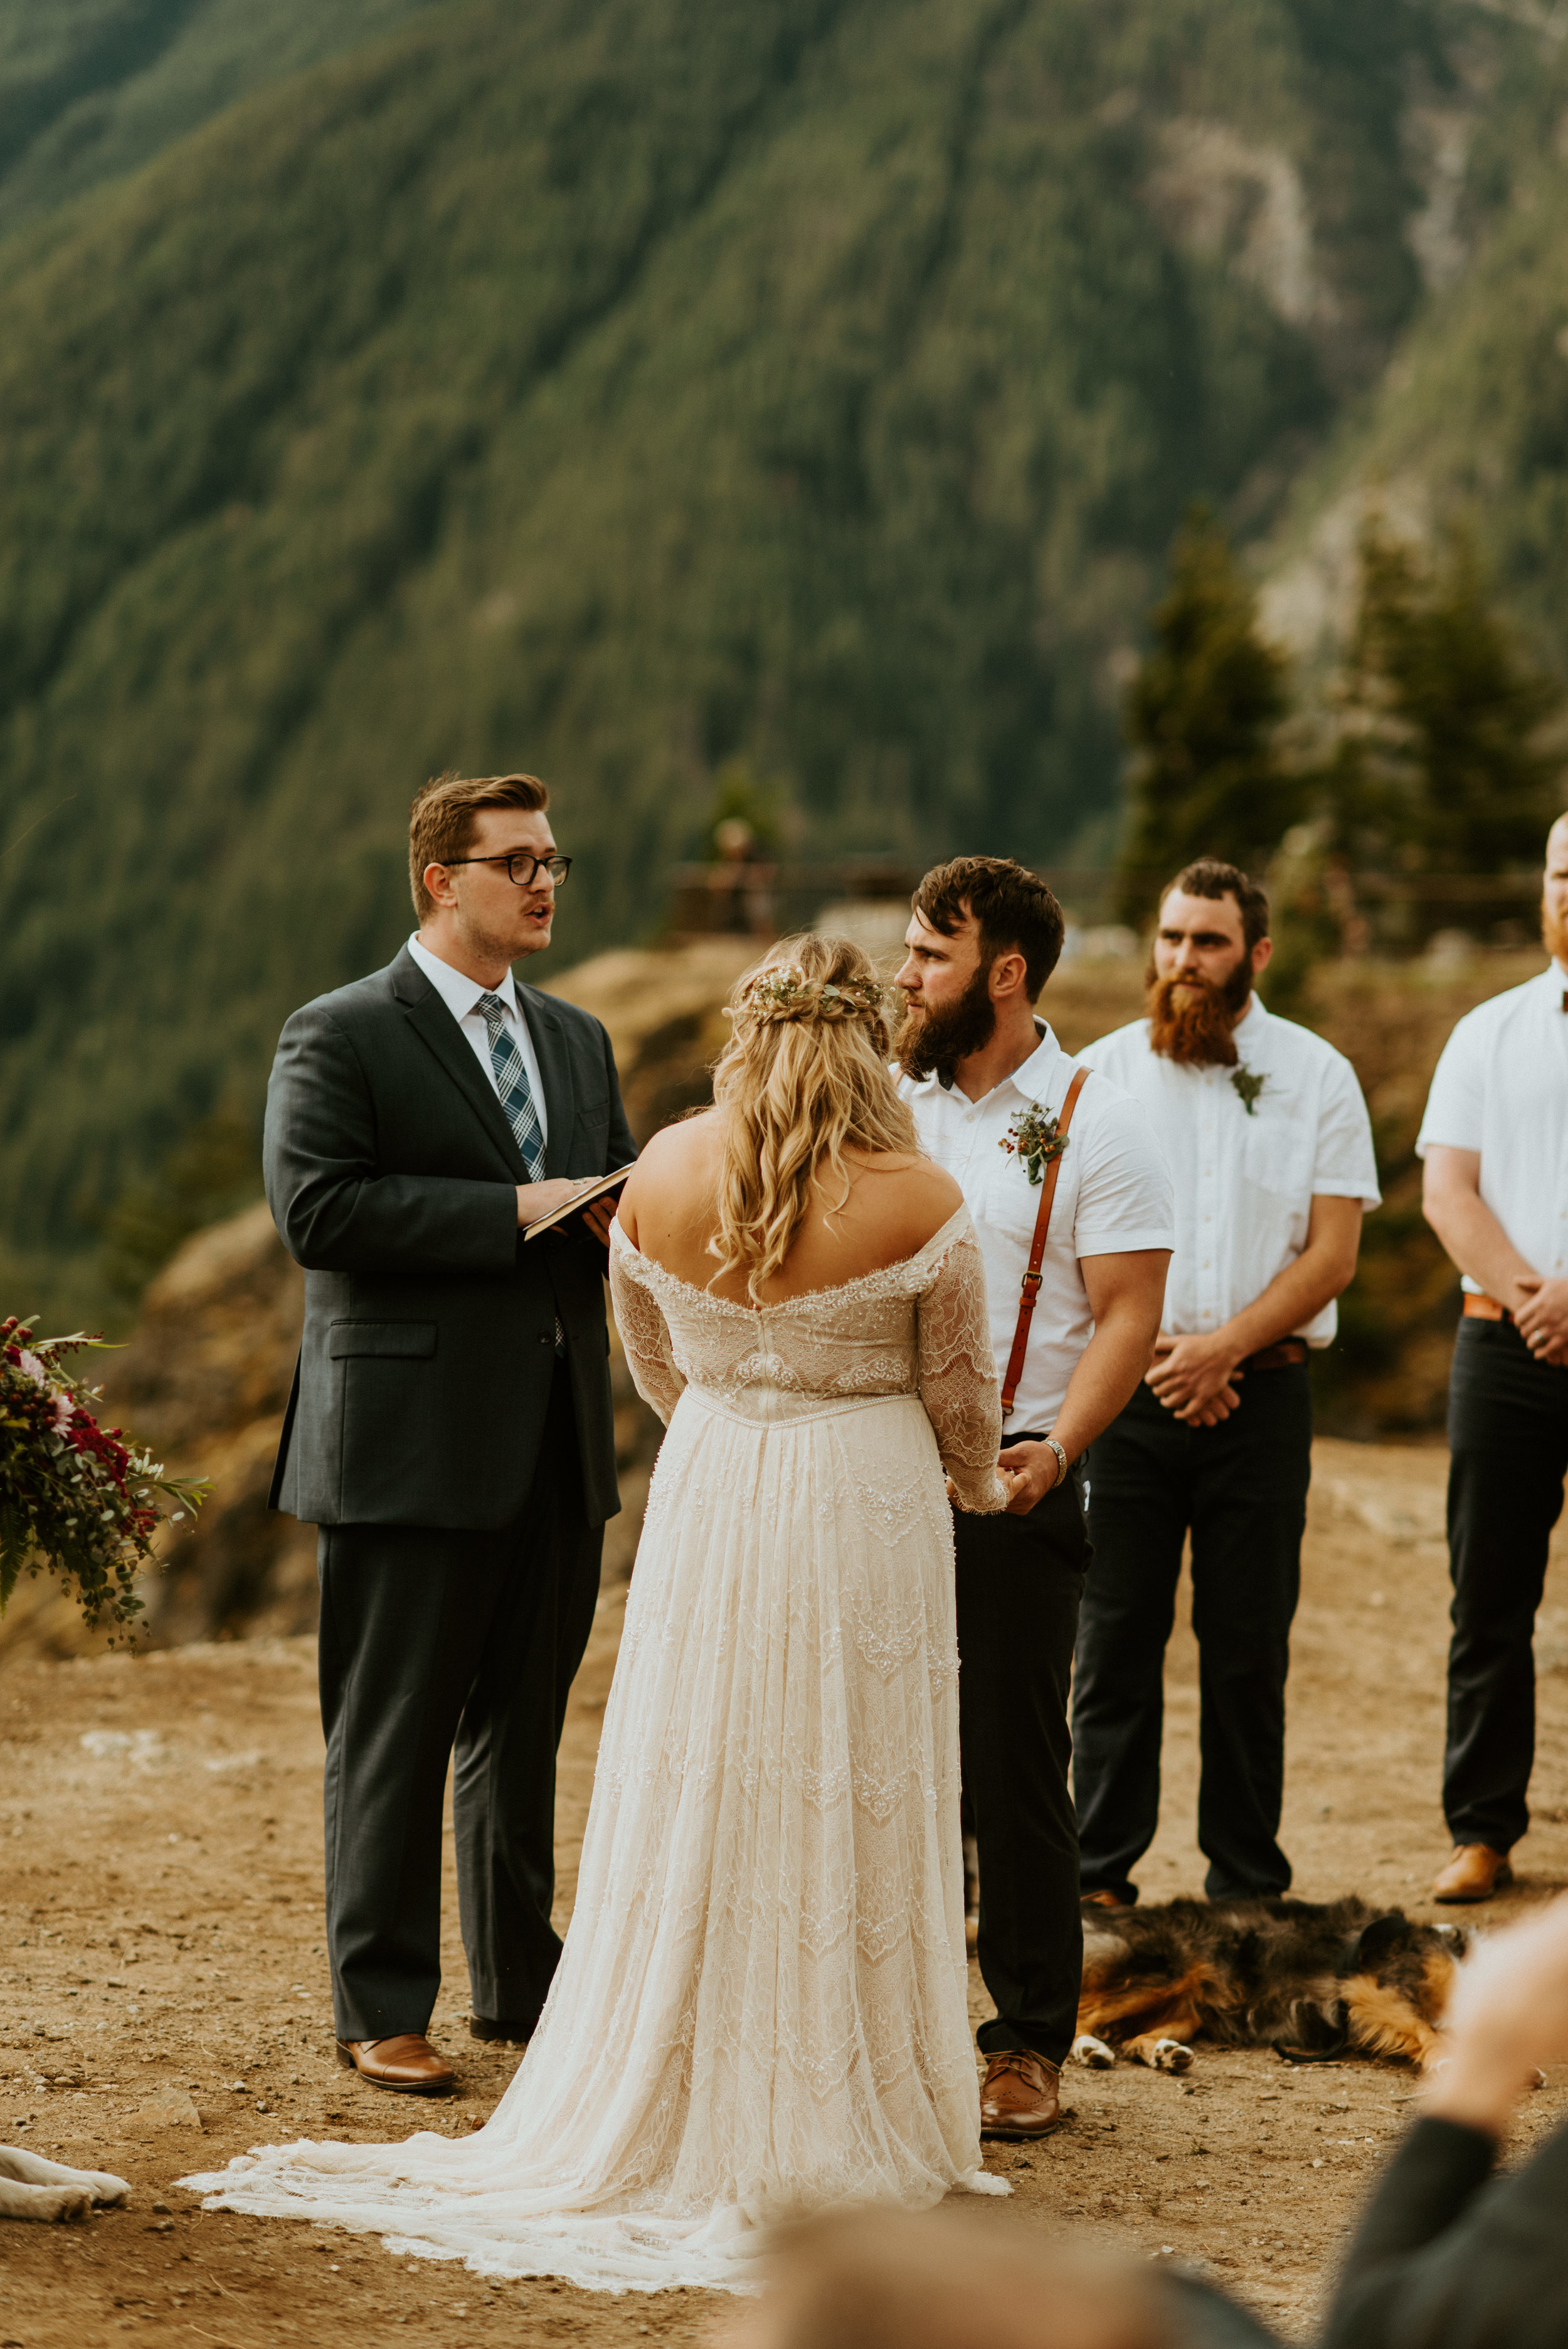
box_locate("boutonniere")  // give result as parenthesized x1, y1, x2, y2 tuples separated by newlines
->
(1231, 1068, 1268, 1116)
(1000, 1101, 1071, 1186)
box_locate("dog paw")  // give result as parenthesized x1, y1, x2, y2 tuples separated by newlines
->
(1071, 2034, 1116, 2070)
(42, 2187, 93, 2224)
(85, 2171, 130, 2207)
(1152, 2039, 1194, 2074)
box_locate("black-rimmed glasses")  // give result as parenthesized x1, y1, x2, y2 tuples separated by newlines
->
(442, 852, 573, 888)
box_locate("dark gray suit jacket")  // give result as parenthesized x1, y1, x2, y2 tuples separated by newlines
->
(263, 944, 637, 1531)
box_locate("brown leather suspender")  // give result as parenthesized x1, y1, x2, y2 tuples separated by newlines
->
(999, 1064, 1089, 1421)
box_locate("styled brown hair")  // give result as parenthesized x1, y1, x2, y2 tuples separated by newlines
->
(1161, 857, 1270, 953)
(912, 856, 1065, 1000)
(709, 934, 916, 1303)
(408, 770, 550, 920)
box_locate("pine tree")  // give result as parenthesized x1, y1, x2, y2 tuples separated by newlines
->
(1116, 510, 1298, 927)
(1328, 519, 1562, 940)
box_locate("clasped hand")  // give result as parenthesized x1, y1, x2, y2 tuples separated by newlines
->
(1513, 1275, 1568, 1367)
(1145, 1330, 1242, 1425)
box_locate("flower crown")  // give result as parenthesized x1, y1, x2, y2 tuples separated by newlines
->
(733, 963, 887, 1025)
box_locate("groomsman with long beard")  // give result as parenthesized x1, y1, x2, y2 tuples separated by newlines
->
(895, 857, 1173, 2140)
(1074, 859, 1378, 1909)
(1417, 815, 1568, 1904)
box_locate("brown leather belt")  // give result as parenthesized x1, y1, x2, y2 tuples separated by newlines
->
(1462, 1294, 1515, 1325)
(1241, 1340, 1308, 1371)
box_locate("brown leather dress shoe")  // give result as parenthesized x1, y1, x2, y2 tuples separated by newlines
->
(335, 2034, 455, 2094)
(1082, 1889, 1131, 1910)
(1433, 1845, 1513, 1904)
(979, 2049, 1061, 2139)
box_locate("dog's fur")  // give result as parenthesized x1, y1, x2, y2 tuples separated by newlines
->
(1074, 1896, 1467, 2075)
(0, 2145, 129, 2223)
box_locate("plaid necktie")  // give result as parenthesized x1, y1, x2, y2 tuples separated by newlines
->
(479, 992, 563, 1353)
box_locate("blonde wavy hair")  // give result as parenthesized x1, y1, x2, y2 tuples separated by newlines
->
(710, 935, 918, 1302)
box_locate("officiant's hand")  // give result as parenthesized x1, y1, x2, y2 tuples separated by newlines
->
(516, 1178, 602, 1228)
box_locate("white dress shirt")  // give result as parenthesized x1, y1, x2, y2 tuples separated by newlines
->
(1416, 960, 1568, 1290)
(1080, 996, 1379, 1347)
(900, 1025, 1174, 1431)
(406, 933, 549, 1146)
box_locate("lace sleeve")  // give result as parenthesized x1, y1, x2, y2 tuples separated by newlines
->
(609, 1238, 686, 1426)
(915, 1225, 1006, 1514)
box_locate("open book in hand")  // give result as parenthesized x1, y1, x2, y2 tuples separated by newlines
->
(522, 1162, 635, 1241)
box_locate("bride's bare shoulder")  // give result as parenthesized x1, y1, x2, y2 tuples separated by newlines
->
(845, 1150, 965, 1253)
(617, 1112, 721, 1246)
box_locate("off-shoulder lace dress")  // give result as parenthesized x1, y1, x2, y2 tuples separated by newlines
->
(183, 1206, 1007, 2293)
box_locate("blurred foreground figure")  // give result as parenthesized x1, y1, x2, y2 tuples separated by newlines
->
(1419, 815, 1568, 1902)
(736, 1894, 1568, 2349)
(728, 2205, 1181, 2349)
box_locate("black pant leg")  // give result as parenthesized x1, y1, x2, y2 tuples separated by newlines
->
(1444, 1320, 1568, 1851)
(317, 1520, 511, 2040)
(1074, 1390, 1192, 1902)
(955, 1475, 1088, 2069)
(1187, 1364, 1312, 1901)
(453, 1371, 603, 2029)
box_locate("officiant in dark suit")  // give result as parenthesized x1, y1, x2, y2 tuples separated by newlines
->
(263, 770, 635, 2093)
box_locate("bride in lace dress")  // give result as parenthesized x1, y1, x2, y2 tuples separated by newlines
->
(183, 935, 1010, 2293)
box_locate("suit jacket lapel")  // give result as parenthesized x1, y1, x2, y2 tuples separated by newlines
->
(392, 948, 527, 1179)
(520, 987, 576, 1176)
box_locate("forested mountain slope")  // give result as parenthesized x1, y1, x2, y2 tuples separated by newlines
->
(0, 0, 440, 241)
(0, 0, 1545, 1325)
(1266, 17, 1568, 676)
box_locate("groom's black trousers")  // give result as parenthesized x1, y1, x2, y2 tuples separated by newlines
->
(954, 1466, 1089, 2071)
(317, 1364, 602, 2043)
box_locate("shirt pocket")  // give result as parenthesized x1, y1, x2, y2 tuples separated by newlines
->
(1240, 1105, 1311, 1200)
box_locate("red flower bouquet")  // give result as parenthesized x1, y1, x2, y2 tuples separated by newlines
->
(0, 1317, 207, 1641)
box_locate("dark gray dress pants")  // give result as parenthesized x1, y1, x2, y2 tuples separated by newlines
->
(955, 1465, 1089, 2069)
(1444, 1316, 1568, 1852)
(317, 1364, 602, 2041)
(1075, 1366, 1312, 1904)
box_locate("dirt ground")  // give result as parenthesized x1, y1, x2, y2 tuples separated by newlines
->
(4, 1436, 1568, 2347)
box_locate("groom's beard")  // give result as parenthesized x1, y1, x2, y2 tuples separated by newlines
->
(894, 960, 997, 1083)
(1145, 957, 1252, 1068)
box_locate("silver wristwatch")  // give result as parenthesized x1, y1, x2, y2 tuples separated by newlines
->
(1041, 1435, 1069, 1490)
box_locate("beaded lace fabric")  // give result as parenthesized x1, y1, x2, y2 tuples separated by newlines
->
(182, 1205, 1007, 2293)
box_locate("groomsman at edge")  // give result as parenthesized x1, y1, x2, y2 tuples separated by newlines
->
(1075, 859, 1379, 1909)
(264, 770, 635, 2091)
(896, 857, 1173, 2140)
(1417, 814, 1568, 1904)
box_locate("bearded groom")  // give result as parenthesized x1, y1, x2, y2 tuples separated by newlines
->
(1075, 859, 1378, 1907)
(896, 857, 1173, 2138)
(265, 770, 635, 2091)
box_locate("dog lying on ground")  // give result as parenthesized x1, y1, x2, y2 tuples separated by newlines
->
(1073, 1895, 1468, 2075)
(0, 2145, 130, 2222)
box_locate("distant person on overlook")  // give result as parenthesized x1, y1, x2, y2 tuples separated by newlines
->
(1417, 813, 1568, 1904)
(260, 770, 633, 2091)
(894, 857, 1173, 2142)
(1075, 861, 1378, 1910)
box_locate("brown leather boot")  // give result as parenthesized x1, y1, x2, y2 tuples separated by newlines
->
(979, 2050, 1061, 2139)
(335, 2034, 455, 2094)
(1433, 1845, 1513, 1904)
(1082, 1889, 1131, 1911)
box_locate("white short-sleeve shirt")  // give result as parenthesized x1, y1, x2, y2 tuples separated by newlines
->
(1080, 996, 1379, 1347)
(899, 1025, 1175, 1431)
(1416, 961, 1568, 1289)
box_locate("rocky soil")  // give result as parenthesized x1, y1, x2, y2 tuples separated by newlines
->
(3, 1436, 1567, 2347)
